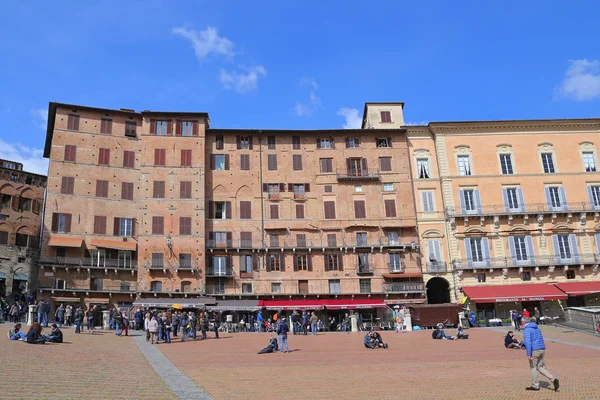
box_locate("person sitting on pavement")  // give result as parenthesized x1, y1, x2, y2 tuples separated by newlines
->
(257, 335, 279, 354)
(26, 322, 46, 344)
(432, 324, 456, 340)
(8, 323, 27, 340)
(456, 325, 469, 339)
(372, 331, 388, 348)
(505, 330, 525, 349)
(44, 324, 63, 343)
(364, 331, 388, 349)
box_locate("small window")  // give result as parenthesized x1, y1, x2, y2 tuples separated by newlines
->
(240, 254, 253, 274)
(346, 138, 359, 148)
(180, 181, 192, 199)
(180, 281, 191, 293)
(214, 155, 226, 170)
(67, 114, 80, 131)
(327, 234, 337, 247)
(354, 185, 363, 193)
(267, 136, 276, 150)
(383, 183, 394, 192)
(359, 279, 371, 293)
(61, 177, 75, 195)
(179, 216, 192, 235)
(271, 282, 281, 293)
(10, 174, 17, 182)
(320, 158, 333, 173)
(151, 253, 164, 268)
(215, 135, 224, 150)
(521, 271, 531, 281)
(268, 254, 281, 271)
(100, 118, 112, 134)
(477, 273, 486, 283)
(267, 184, 280, 199)
(376, 138, 390, 148)
(213, 201, 227, 219)
(269, 234, 279, 248)
(325, 254, 339, 270)
(240, 154, 250, 170)
(380, 111, 392, 123)
(125, 121, 136, 137)
(329, 279, 341, 294)
(267, 154, 278, 170)
(458, 155, 471, 176)
(417, 158, 430, 178)
(120, 218, 133, 237)
(64, 145, 77, 162)
(292, 136, 301, 150)
(150, 281, 162, 292)
(380, 157, 392, 172)
(292, 154, 303, 171)
(95, 180, 109, 198)
(583, 152, 596, 172)
(500, 154, 514, 175)
(121, 182, 134, 200)
(181, 121, 193, 137)
(296, 254, 308, 271)
(242, 283, 253, 294)
(566, 269, 575, 279)
(155, 120, 168, 136)
(541, 153, 555, 173)
(238, 136, 250, 149)
(292, 184, 305, 199)
(324, 185, 333, 193)
(318, 138, 332, 149)
(421, 192, 435, 212)
(153, 181, 165, 199)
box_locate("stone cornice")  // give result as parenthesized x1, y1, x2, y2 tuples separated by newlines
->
(429, 119, 600, 134)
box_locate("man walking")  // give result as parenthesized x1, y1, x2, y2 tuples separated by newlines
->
(523, 317, 559, 392)
(277, 317, 290, 353)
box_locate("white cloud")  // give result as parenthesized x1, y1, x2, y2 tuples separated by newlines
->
(555, 59, 600, 101)
(294, 77, 321, 117)
(172, 26, 234, 61)
(219, 66, 267, 94)
(337, 108, 362, 129)
(31, 108, 48, 129)
(404, 121, 429, 126)
(0, 139, 48, 175)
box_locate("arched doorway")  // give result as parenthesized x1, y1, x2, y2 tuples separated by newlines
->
(426, 277, 450, 304)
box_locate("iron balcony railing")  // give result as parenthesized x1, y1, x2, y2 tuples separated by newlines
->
(206, 239, 258, 249)
(383, 282, 425, 294)
(335, 169, 381, 181)
(445, 201, 598, 218)
(205, 266, 234, 277)
(143, 259, 172, 270)
(452, 254, 599, 270)
(40, 256, 137, 269)
(426, 261, 448, 273)
(172, 260, 201, 272)
(40, 281, 138, 292)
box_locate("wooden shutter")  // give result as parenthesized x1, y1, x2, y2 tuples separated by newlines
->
(181, 149, 191, 167)
(150, 119, 156, 134)
(94, 216, 103, 234)
(293, 255, 298, 271)
(113, 217, 120, 236)
(305, 183, 310, 192)
(51, 213, 59, 232)
(224, 154, 230, 170)
(236, 136, 241, 149)
(279, 183, 285, 192)
(210, 154, 215, 170)
(296, 204, 304, 219)
(252, 255, 259, 271)
(96, 180, 103, 197)
(346, 159, 352, 175)
(387, 137, 392, 147)
(180, 217, 191, 235)
(166, 119, 173, 135)
(345, 138, 350, 148)
(380, 157, 391, 171)
(280, 254, 285, 272)
(215, 135, 223, 150)
(226, 232, 233, 247)
(316, 138, 322, 149)
(207, 201, 214, 218)
(307, 255, 313, 271)
(248, 136, 253, 149)
(270, 204, 279, 219)
(385, 199, 397, 217)
(64, 214, 72, 233)
(240, 154, 250, 170)
(226, 201, 232, 219)
(61, 177, 68, 194)
(324, 255, 329, 271)
(288, 183, 293, 192)
(101, 119, 112, 134)
(354, 201, 366, 218)
(175, 120, 182, 136)
(262, 183, 268, 192)
(338, 254, 343, 271)
(123, 151, 129, 168)
(11, 195, 19, 210)
(293, 154, 302, 170)
(192, 121, 199, 136)
(361, 158, 368, 175)
(240, 201, 251, 219)
(330, 137, 335, 149)
(324, 201, 335, 219)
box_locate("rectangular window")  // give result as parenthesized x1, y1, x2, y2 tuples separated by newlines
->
(359, 279, 371, 294)
(477, 273, 486, 283)
(296, 234, 306, 247)
(556, 235, 571, 260)
(267, 154, 278, 170)
(180, 181, 192, 199)
(269, 234, 279, 248)
(154, 149, 166, 166)
(388, 231, 399, 245)
(417, 159, 430, 178)
(94, 216, 106, 235)
(268, 254, 281, 271)
(346, 137, 360, 148)
(384, 199, 397, 217)
(240, 154, 250, 170)
(324, 201, 336, 219)
(267, 136, 276, 150)
(324, 185, 333, 193)
(548, 187, 562, 208)
(215, 135, 224, 150)
(181, 121, 193, 137)
(98, 148, 110, 166)
(354, 185, 363, 192)
(151, 253, 164, 268)
(213, 154, 227, 170)
(389, 253, 402, 272)
(458, 156, 471, 176)
(1, 194, 10, 209)
(320, 158, 333, 173)
(325, 254, 340, 271)
(211, 201, 229, 219)
(240, 201, 252, 219)
(347, 158, 363, 176)
(421, 192, 435, 212)
(214, 232, 229, 247)
(318, 138, 333, 149)
(295, 204, 305, 219)
(237, 136, 250, 149)
(376, 138, 390, 148)
(121, 182, 134, 201)
(541, 153, 555, 173)
(240, 232, 252, 248)
(505, 188, 519, 210)
(383, 183, 394, 192)
(292, 184, 305, 199)
(150, 280, 162, 292)
(267, 184, 280, 199)
(295, 255, 308, 271)
(292, 136, 301, 149)
(125, 121, 136, 137)
(123, 151, 135, 168)
(152, 216, 164, 235)
(0, 231, 8, 244)
(514, 236, 528, 261)
(100, 118, 112, 134)
(179, 217, 192, 235)
(52, 213, 71, 233)
(470, 238, 484, 262)
(354, 200, 366, 219)
(463, 190, 476, 211)
(155, 120, 168, 135)
(270, 204, 279, 219)
(583, 152, 596, 172)
(61, 177, 75, 195)
(153, 181, 165, 199)
(380, 111, 392, 123)
(380, 157, 392, 172)
(64, 145, 77, 162)
(179, 253, 192, 269)
(95, 180, 109, 198)
(181, 149, 192, 167)
(292, 154, 303, 171)
(589, 185, 600, 208)
(119, 218, 133, 237)
(327, 234, 337, 247)
(358, 254, 370, 273)
(566, 269, 575, 279)
(271, 282, 281, 293)
(329, 279, 341, 294)
(500, 154, 514, 175)
(356, 232, 367, 246)
(67, 114, 80, 131)
(240, 255, 253, 274)
(520, 271, 530, 280)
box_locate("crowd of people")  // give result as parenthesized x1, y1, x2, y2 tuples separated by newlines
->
(1, 291, 36, 324)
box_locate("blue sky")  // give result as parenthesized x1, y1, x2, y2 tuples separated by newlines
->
(1, 1, 600, 174)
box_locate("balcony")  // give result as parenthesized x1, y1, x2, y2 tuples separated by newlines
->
(445, 202, 596, 218)
(40, 256, 138, 271)
(39, 281, 138, 293)
(426, 261, 448, 273)
(205, 285, 225, 295)
(206, 239, 258, 250)
(173, 260, 200, 273)
(144, 259, 172, 273)
(452, 254, 599, 270)
(336, 169, 381, 182)
(205, 266, 234, 278)
(383, 282, 425, 294)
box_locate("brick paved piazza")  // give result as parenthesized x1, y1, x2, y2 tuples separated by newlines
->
(3, 324, 600, 400)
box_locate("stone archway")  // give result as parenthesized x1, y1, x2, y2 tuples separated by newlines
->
(426, 277, 450, 304)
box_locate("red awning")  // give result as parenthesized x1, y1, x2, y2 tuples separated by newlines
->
(258, 299, 387, 310)
(462, 283, 568, 303)
(555, 281, 600, 296)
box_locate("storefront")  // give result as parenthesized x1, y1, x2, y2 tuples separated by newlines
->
(206, 300, 261, 328)
(555, 282, 600, 307)
(461, 283, 568, 322)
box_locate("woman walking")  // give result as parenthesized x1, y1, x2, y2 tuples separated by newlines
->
(144, 313, 151, 342)
(162, 312, 172, 343)
(148, 316, 159, 344)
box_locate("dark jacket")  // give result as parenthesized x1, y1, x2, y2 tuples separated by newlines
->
(276, 321, 289, 337)
(504, 333, 518, 348)
(135, 311, 143, 323)
(364, 333, 373, 347)
(26, 327, 41, 343)
(523, 322, 545, 357)
(48, 328, 63, 343)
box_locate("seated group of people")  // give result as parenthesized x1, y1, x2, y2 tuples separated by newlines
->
(432, 324, 469, 340)
(364, 331, 388, 349)
(8, 323, 63, 344)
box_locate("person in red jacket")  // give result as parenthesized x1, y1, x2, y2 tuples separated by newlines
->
(522, 309, 531, 318)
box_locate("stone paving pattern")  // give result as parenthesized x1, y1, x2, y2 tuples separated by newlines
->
(159, 327, 600, 400)
(1, 325, 175, 400)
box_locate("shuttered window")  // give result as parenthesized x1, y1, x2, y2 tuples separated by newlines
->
(324, 201, 336, 219)
(270, 204, 279, 219)
(380, 111, 392, 123)
(153, 181, 165, 198)
(215, 135, 224, 150)
(292, 154, 303, 171)
(295, 204, 305, 219)
(268, 154, 278, 170)
(320, 158, 333, 173)
(125, 121, 136, 137)
(292, 136, 301, 149)
(94, 216, 107, 235)
(179, 217, 192, 235)
(354, 200, 366, 219)
(95, 180, 109, 198)
(154, 149, 166, 166)
(152, 216, 164, 235)
(384, 199, 397, 217)
(327, 234, 337, 247)
(422, 192, 435, 212)
(61, 177, 75, 195)
(67, 114, 80, 131)
(240, 201, 252, 219)
(51, 213, 72, 233)
(64, 145, 77, 162)
(180, 181, 192, 199)
(379, 157, 392, 172)
(123, 151, 135, 168)
(100, 118, 112, 134)
(121, 182, 134, 200)
(181, 149, 192, 167)
(267, 136, 276, 149)
(98, 148, 110, 165)
(240, 232, 253, 248)
(240, 154, 250, 170)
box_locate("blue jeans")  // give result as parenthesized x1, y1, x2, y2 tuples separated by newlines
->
(115, 322, 121, 335)
(42, 313, 49, 326)
(311, 323, 317, 335)
(10, 332, 27, 340)
(279, 335, 289, 352)
(164, 328, 171, 343)
(57, 316, 64, 326)
(75, 321, 81, 334)
(37, 312, 43, 324)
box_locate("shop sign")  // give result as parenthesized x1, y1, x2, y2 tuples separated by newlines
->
(496, 297, 546, 302)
